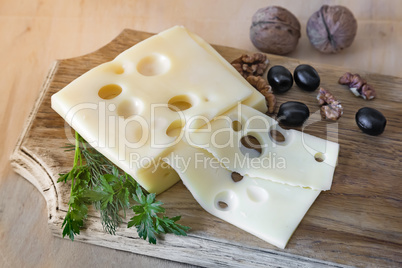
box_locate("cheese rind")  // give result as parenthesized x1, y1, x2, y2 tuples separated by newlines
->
(164, 142, 320, 248)
(187, 104, 339, 190)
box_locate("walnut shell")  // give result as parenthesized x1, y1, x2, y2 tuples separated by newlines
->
(307, 5, 357, 53)
(250, 6, 301, 55)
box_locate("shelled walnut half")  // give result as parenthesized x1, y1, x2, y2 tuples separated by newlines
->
(338, 72, 376, 100)
(317, 87, 343, 120)
(231, 53, 269, 79)
(231, 53, 275, 113)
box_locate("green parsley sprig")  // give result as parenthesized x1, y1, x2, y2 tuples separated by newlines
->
(58, 131, 190, 243)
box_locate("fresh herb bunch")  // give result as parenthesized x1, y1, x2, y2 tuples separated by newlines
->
(58, 131, 190, 243)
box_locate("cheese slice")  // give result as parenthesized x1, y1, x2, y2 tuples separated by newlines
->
(51, 26, 269, 194)
(187, 104, 339, 190)
(164, 141, 320, 248)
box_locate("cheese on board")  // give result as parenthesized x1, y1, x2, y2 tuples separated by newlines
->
(51, 25, 340, 248)
(51, 26, 267, 194)
(164, 141, 320, 249)
(187, 104, 339, 190)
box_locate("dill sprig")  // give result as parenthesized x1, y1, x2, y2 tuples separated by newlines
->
(57, 131, 190, 243)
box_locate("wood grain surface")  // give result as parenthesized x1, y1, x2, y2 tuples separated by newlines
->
(10, 28, 402, 268)
(2, 1, 402, 267)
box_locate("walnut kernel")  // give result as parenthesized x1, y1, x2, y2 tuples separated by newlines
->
(231, 53, 269, 79)
(338, 72, 376, 100)
(317, 87, 343, 120)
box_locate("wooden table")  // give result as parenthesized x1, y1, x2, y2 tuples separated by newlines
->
(1, 1, 401, 267)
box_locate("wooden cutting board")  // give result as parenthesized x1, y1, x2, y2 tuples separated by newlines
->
(11, 29, 402, 267)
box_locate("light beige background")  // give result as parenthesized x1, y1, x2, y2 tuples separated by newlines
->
(1, 0, 401, 267)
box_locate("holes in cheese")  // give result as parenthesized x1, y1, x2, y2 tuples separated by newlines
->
(117, 99, 144, 119)
(98, 84, 122, 100)
(231, 120, 242, 132)
(231, 172, 243, 183)
(137, 53, 171, 76)
(239, 135, 262, 158)
(314, 152, 325, 162)
(269, 129, 286, 143)
(105, 62, 125, 74)
(51, 26, 263, 195)
(246, 186, 269, 203)
(214, 190, 238, 211)
(164, 142, 321, 249)
(187, 104, 339, 190)
(166, 119, 185, 137)
(168, 95, 193, 112)
(217, 201, 228, 209)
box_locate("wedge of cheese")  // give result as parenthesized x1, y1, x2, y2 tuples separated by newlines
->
(164, 141, 320, 248)
(51, 26, 266, 194)
(187, 104, 339, 190)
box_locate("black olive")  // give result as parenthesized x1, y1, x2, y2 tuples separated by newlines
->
(355, 107, 386, 135)
(267, 65, 293, 94)
(294, 64, 320, 91)
(277, 101, 310, 126)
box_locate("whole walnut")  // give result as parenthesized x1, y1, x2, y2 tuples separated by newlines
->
(307, 5, 357, 53)
(250, 6, 301, 55)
